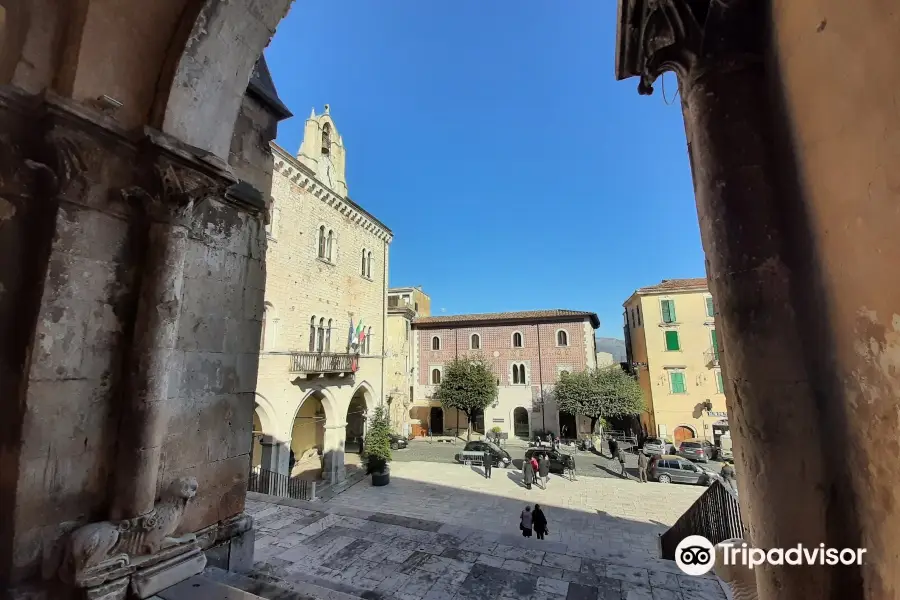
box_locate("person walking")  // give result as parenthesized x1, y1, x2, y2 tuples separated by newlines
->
(523, 456, 535, 490)
(520, 506, 533, 537)
(538, 454, 550, 489)
(608, 437, 618, 459)
(637, 451, 649, 483)
(484, 453, 492, 479)
(720, 462, 736, 492)
(617, 447, 628, 479)
(532, 504, 548, 540)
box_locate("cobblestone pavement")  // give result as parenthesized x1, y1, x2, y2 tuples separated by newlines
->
(392, 440, 728, 483)
(247, 461, 726, 600)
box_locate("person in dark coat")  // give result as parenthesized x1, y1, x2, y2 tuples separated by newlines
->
(523, 457, 535, 490)
(608, 437, 618, 459)
(484, 453, 492, 479)
(532, 504, 548, 540)
(538, 455, 550, 489)
(520, 506, 533, 537)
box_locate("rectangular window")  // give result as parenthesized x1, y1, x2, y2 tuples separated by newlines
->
(664, 330, 681, 351)
(670, 372, 686, 394)
(716, 370, 724, 393)
(631, 308, 636, 328)
(637, 306, 642, 326)
(625, 310, 630, 327)
(661, 299, 676, 323)
(706, 296, 715, 318)
(711, 329, 719, 360)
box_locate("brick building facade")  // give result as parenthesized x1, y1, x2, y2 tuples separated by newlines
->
(411, 310, 600, 438)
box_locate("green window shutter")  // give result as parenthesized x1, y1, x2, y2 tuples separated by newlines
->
(665, 330, 680, 351)
(661, 300, 673, 323)
(716, 371, 724, 393)
(706, 296, 715, 317)
(671, 372, 686, 393)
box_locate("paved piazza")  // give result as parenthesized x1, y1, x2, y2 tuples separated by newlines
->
(247, 461, 726, 600)
(391, 440, 728, 482)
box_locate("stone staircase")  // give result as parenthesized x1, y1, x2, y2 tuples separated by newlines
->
(152, 566, 343, 600)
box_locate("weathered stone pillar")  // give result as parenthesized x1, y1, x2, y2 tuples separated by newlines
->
(259, 436, 290, 476)
(110, 137, 233, 520)
(615, 1, 860, 598)
(322, 424, 347, 483)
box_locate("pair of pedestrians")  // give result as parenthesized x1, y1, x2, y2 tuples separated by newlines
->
(519, 504, 549, 540)
(523, 455, 550, 490)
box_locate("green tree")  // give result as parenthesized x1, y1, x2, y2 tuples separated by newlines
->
(362, 405, 392, 474)
(554, 367, 645, 433)
(434, 357, 498, 441)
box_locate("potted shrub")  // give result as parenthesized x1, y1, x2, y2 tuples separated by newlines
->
(363, 406, 392, 486)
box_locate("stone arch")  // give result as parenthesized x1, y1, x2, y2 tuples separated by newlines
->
(157, 0, 294, 158)
(350, 381, 376, 413)
(512, 406, 530, 439)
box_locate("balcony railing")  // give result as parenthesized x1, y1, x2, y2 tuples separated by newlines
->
(660, 479, 745, 560)
(289, 351, 357, 375)
(704, 346, 723, 366)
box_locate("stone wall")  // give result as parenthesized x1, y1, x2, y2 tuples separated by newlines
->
(0, 82, 277, 590)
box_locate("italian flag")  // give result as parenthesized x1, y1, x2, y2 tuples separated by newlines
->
(355, 320, 366, 346)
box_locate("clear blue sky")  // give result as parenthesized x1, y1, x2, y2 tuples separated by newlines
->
(266, 0, 704, 339)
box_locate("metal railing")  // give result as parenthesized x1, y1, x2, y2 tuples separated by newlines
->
(660, 479, 745, 560)
(248, 466, 316, 501)
(704, 346, 723, 366)
(289, 351, 356, 374)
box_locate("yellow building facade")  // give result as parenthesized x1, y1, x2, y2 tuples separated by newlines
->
(383, 287, 431, 435)
(623, 278, 728, 446)
(252, 106, 392, 483)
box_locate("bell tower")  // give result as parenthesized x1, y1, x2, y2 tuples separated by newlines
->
(297, 104, 348, 196)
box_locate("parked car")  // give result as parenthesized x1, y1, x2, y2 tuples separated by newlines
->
(677, 438, 717, 462)
(454, 440, 511, 467)
(649, 455, 719, 486)
(389, 434, 408, 450)
(642, 437, 667, 455)
(523, 448, 572, 474)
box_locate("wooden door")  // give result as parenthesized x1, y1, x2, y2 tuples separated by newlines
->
(674, 426, 693, 446)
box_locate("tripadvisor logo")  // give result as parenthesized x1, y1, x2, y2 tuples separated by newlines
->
(675, 536, 868, 576)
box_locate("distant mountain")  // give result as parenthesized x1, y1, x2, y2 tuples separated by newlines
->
(596, 337, 627, 363)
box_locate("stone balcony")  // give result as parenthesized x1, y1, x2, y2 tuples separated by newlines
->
(289, 351, 358, 376)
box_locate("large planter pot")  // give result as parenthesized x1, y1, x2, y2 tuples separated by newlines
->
(372, 469, 390, 486)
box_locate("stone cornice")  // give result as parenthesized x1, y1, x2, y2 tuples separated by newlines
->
(271, 143, 393, 242)
(270, 143, 393, 243)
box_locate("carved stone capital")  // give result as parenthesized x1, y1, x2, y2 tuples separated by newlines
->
(615, 0, 763, 95)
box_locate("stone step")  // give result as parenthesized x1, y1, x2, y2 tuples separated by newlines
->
(203, 566, 361, 600)
(153, 573, 268, 600)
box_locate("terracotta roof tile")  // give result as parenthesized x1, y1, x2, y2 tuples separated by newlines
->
(636, 278, 708, 294)
(413, 309, 599, 328)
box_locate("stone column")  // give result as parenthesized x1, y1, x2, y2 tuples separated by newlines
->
(322, 424, 347, 483)
(110, 141, 233, 520)
(259, 435, 290, 476)
(615, 1, 859, 598)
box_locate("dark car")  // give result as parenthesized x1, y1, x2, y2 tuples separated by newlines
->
(523, 448, 572, 474)
(389, 434, 408, 450)
(677, 439, 717, 462)
(454, 440, 511, 467)
(649, 455, 719, 486)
